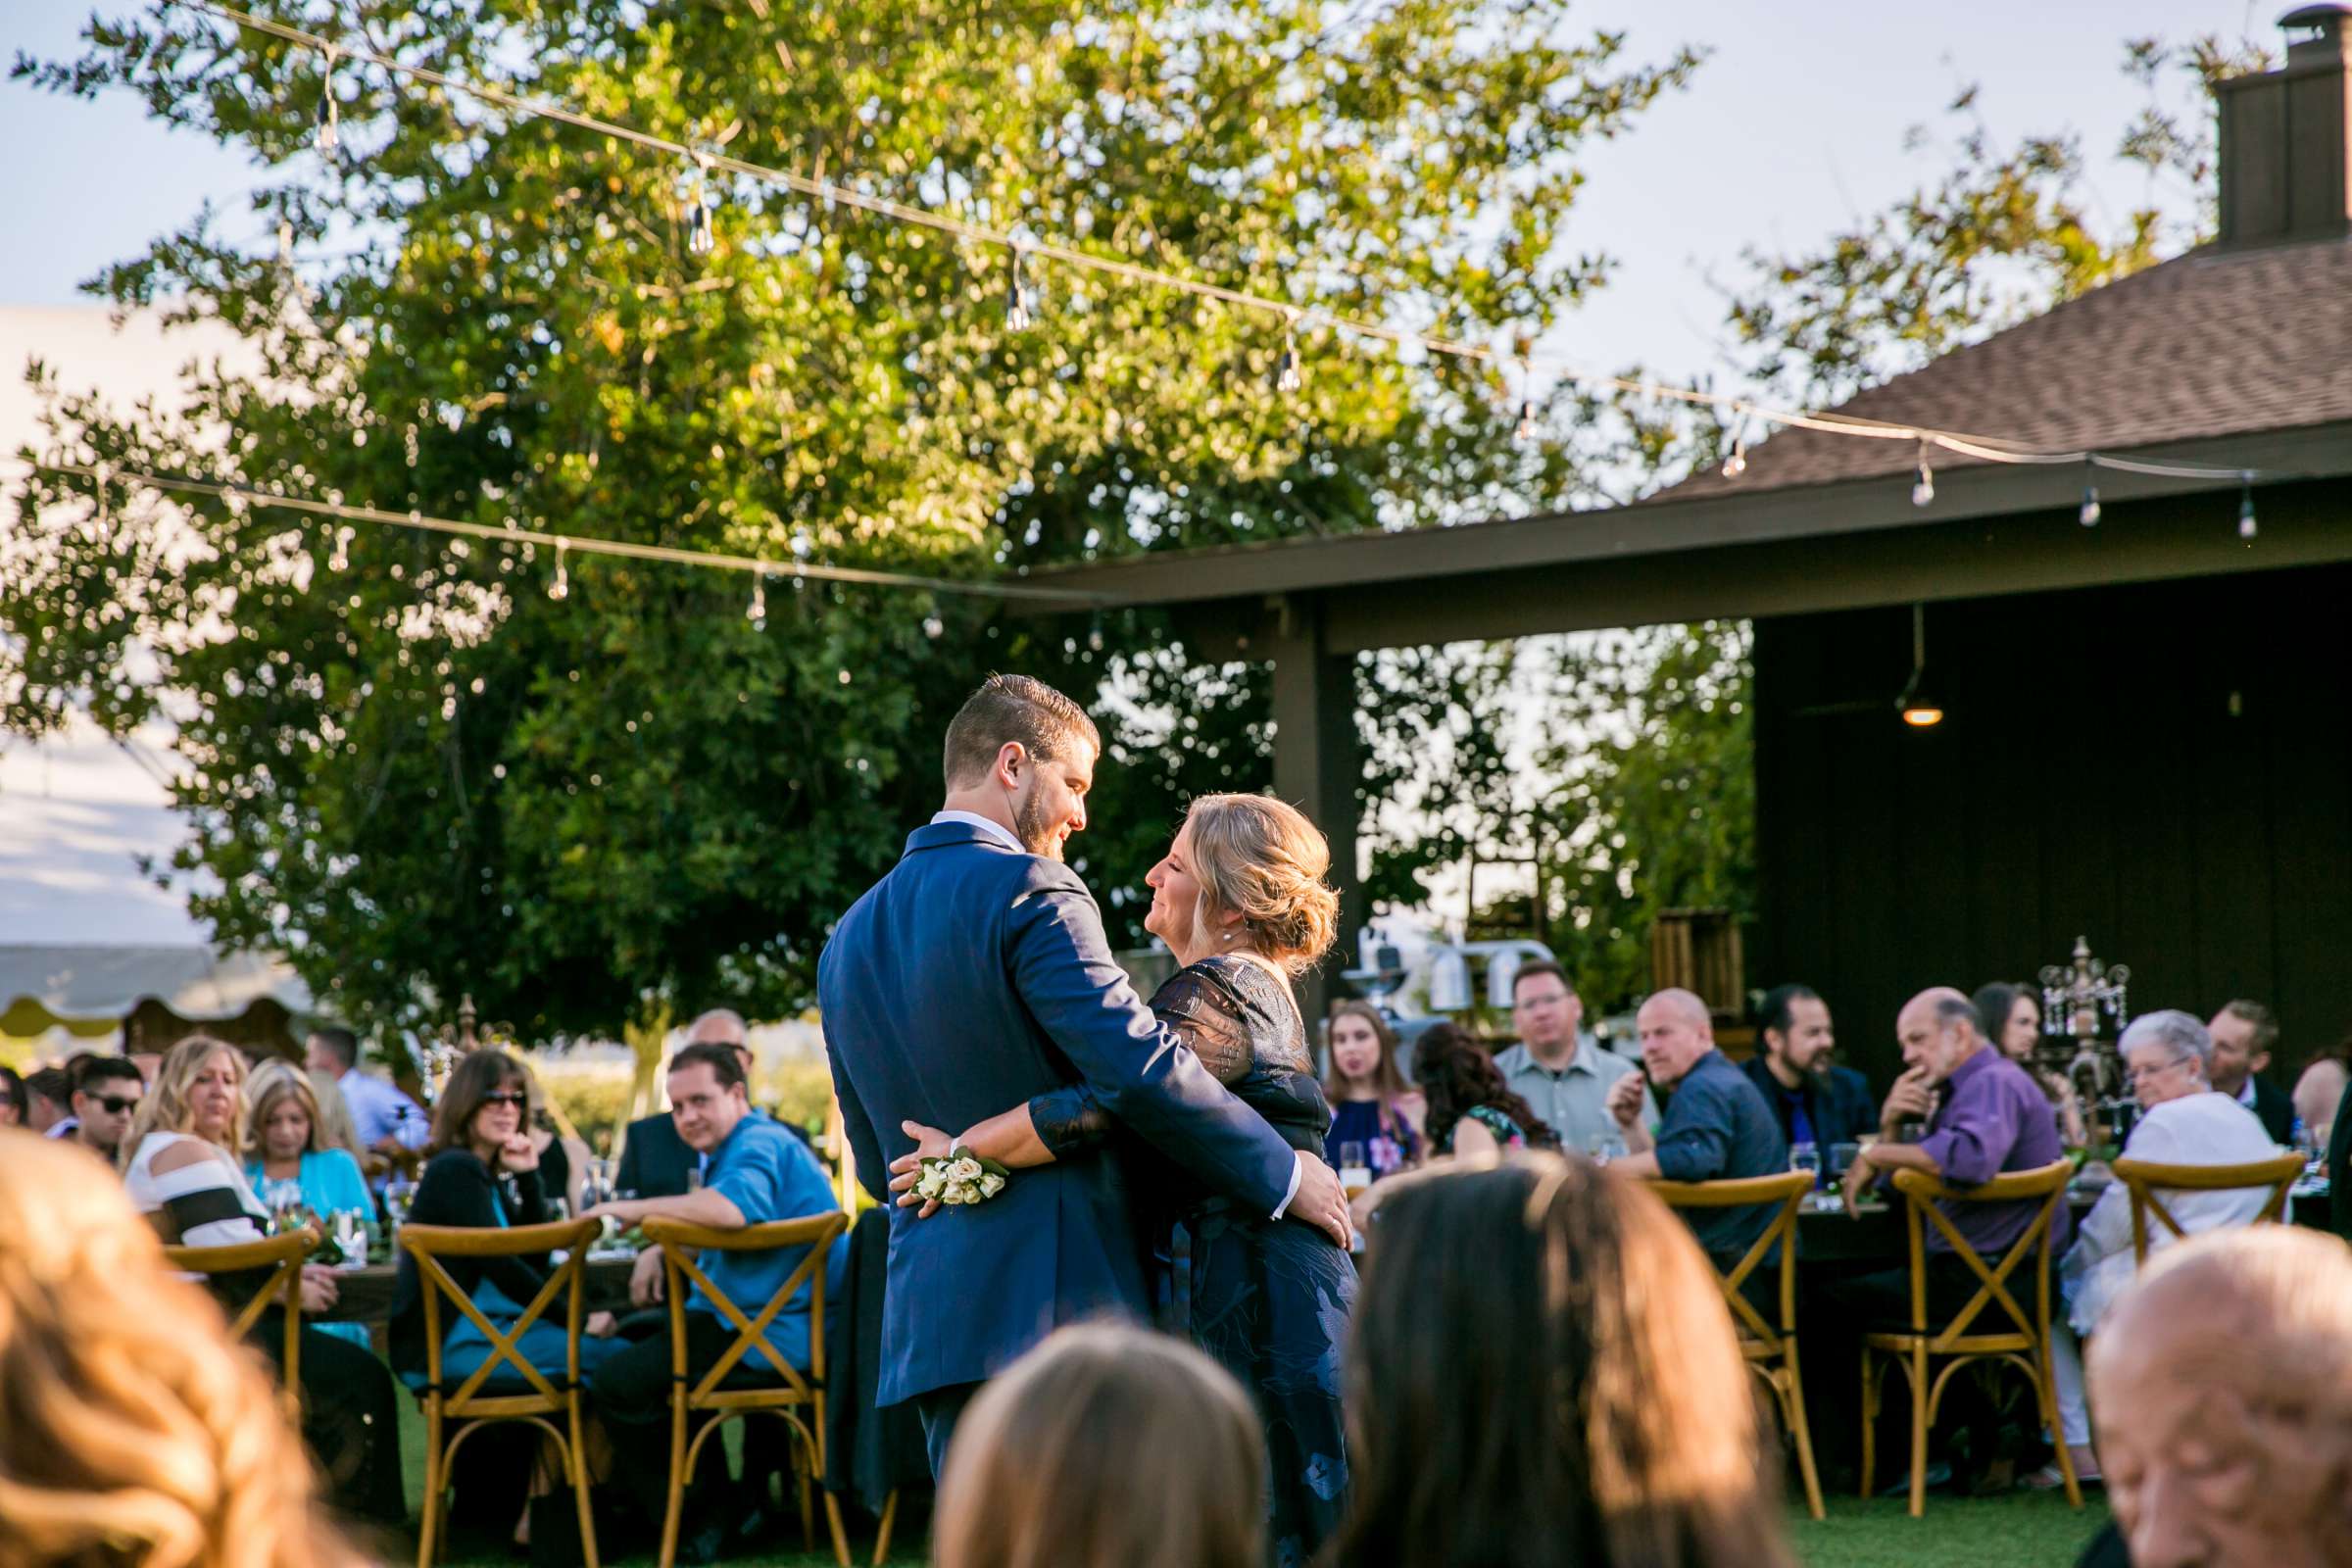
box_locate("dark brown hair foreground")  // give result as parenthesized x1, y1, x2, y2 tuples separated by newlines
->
(934, 1321, 1265, 1568)
(0, 1129, 361, 1568)
(1323, 1152, 1797, 1568)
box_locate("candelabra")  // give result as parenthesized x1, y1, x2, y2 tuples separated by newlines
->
(2039, 936, 2132, 1107)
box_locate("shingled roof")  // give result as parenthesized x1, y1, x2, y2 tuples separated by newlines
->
(1656, 234, 2352, 504)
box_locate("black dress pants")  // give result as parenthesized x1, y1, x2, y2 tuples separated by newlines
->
(591, 1314, 763, 1528)
(252, 1314, 407, 1529)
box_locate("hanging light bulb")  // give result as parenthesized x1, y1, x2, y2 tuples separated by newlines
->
(1721, 430, 1748, 480)
(687, 156, 715, 257)
(1911, 443, 1936, 508)
(922, 614, 945, 640)
(746, 572, 767, 629)
(2079, 459, 2101, 527)
(92, 461, 110, 527)
(1515, 397, 1538, 444)
(316, 46, 340, 155)
(1513, 346, 1538, 443)
(1274, 312, 1303, 396)
(1004, 243, 1034, 330)
(548, 538, 569, 601)
(327, 526, 351, 573)
(2238, 471, 2258, 540)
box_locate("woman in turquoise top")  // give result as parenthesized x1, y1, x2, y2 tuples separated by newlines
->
(243, 1059, 373, 1348)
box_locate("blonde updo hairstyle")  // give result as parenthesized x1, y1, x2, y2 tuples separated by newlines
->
(1181, 793, 1341, 976)
(0, 1130, 361, 1568)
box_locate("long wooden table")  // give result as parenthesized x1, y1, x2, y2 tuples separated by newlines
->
(1794, 1179, 2332, 1268)
(318, 1254, 641, 1324)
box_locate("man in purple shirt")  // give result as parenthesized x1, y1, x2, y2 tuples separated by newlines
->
(1842, 987, 2071, 1262)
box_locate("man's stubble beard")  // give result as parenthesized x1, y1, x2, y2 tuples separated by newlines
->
(1013, 783, 1062, 860)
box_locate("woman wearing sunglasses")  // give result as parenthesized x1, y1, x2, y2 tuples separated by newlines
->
(388, 1050, 622, 1394)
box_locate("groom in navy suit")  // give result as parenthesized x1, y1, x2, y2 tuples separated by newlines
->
(819, 674, 1351, 1477)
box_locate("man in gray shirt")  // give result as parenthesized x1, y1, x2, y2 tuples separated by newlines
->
(1492, 960, 1656, 1152)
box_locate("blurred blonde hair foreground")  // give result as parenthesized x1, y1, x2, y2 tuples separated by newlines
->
(0, 1129, 359, 1568)
(934, 1322, 1266, 1568)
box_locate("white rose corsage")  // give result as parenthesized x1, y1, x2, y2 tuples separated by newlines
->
(914, 1147, 1010, 1207)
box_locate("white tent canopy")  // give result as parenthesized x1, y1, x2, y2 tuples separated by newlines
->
(0, 944, 310, 1020)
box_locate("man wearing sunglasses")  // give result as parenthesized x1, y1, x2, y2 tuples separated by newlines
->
(67, 1054, 145, 1163)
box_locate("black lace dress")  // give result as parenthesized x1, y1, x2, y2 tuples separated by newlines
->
(1031, 953, 1356, 1568)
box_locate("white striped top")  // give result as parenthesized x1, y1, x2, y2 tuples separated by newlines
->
(124, 1130, 270, 1249)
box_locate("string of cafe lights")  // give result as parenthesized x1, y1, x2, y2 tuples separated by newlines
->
(156, 1, 2294, 552)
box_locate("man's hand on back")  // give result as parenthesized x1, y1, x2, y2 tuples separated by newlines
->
(1288, 1153, 1353, 1250)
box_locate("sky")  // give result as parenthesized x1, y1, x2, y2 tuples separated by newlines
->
(0, 0, 2277, 955)
(0, 0, 2270, 377)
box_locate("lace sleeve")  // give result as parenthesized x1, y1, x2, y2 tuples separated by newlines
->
(1150, 966, 1257, 1086)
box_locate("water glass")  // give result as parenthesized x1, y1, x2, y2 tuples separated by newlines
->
(1338, 1141, 1371, 1198)
(1789, 1141, 1823, 1188)
(1829, 1141, 1862, 1180)
(685, 1166, 705, 1195)
(1585, 1133, 1626, 1166)
(332, 1208, 368, 1268)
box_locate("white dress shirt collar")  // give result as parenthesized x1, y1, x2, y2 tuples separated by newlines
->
(931, 809, 1025, 855)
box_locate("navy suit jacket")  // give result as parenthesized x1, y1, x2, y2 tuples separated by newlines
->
(818, 821, 1298, 1404)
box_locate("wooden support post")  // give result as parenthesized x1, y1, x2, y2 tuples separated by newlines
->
(1265, 595, 1363, 1036)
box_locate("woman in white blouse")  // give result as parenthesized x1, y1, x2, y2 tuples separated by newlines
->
(2041, 1010, 2280, 1489)
(122, 1034, 406, 1527)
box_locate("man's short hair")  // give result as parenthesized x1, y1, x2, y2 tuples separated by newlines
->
(71, 1055, 143, 1095)
(309, 1026, 360, 1070)
(2222, 1000, 2280, 1057)
(669, 1039, 748, 1093)
(942, 674, 1101, 789)
(24, 1067, 72, 1107)
(1758, 983, 1821, 1041)
(1932, 994, 1982, 1033)
(1509, 959, 1576, 1001)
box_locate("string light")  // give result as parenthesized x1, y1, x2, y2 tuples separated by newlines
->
(1004, 242, 1034, 331)
(746, 570, 766, 628)
(1274, 312, 1303, 397)
(315, 45, 339, 155)
(327, 525, 350, 572)
(2239, 472, 2258, 540)
(548, 537, 569, 600)
(180, 0, 2306, 510)
(687, 155, 715, 258)
(1720, 416, 1749, 480)
(1911, 444, 1936, 508)
(93, 461, 109, 526)
(922, 613, 945, 640)
(2079, 460, 2101, 527)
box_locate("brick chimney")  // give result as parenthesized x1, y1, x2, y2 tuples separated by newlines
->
(2215, 4, 2352, 245)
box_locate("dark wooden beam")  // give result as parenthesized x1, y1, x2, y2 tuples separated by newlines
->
(1264, 597, 1362, 1030)
(1016, 422, 2352, 618)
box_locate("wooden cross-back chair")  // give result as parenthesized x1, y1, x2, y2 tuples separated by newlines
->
(401, 1217, 602, 1568)
(643, 1212, 853, 1568)
(1649, 1169, 1825, 1520)
(165, 1225, 317, 1425)
(1860, 1160, 2082, 1517)
(2109, 1152, 2307, 1266)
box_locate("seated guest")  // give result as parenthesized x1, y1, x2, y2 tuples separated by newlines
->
(122, 1035, 405, 1528)
(1604, 988, 1786, 1267)
(2088, 1227, 2352, 1568)
(585, 1041, 847, 1549)
(2291, 1045, 2347, 1151)
(1740, 983, 1876, 1155)
(934, 1322, 1266, 1568)
(308, 1065, 370, 1165)
(0, 1131, 364, 1568)
(305, 1023, 430, 1163)
(1494, 960, 1655, 1152)
(516, 1057, 594, 1215)
(67, 1053, 145, 1163)
(2039, 1009, 2278, 1489)
(1411, 1023, 1560, 1156)
(1327, 1153, 1798, 1568)
(245, 1058, 376, 1349)
(1975, 980, 2088, 1147)
(1838, 988, 2071, 1301)
(24, 1063, 74, 1134)
(389, 1050, 622, 1391)
(615, 1008, 756, 1199)
(0, 1063, 26, 1127)
(1323, 1000, 1424, 1185)
(2207, 999, 2297, 1147)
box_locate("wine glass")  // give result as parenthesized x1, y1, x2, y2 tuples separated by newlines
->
(1338, 1141, 1371, 1199)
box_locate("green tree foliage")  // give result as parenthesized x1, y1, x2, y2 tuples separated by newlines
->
(4, 2, 1696, 1032)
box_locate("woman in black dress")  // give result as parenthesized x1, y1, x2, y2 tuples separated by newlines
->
(895, 794, 1356, 1567)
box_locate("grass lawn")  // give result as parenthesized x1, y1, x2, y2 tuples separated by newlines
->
(392, 1398, 2108, 1566)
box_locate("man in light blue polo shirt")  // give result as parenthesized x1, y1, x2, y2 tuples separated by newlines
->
(1492, 960, 1656, 1151)
(585, 1039, 846, 1552)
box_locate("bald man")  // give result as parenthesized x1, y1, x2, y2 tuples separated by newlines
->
(2087, 1227, 2352, 1568)
(1605, 988, 1784, 1265)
